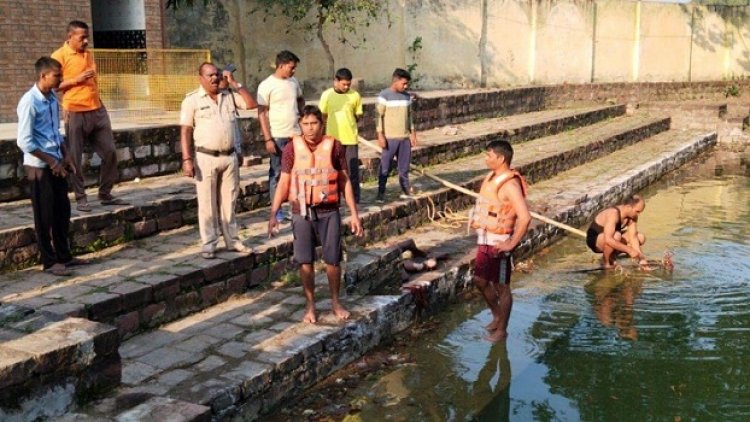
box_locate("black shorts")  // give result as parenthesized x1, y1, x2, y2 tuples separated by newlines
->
(291, 210, 342, 265)
(474, 245, 512, 284)
(586, 227, 601, 253)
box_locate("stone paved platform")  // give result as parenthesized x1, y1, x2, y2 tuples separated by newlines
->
(0, 104, 624, 271)
(98, 128, 716, 420)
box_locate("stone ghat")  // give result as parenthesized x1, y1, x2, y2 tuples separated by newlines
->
(0, 104, 626, 271)
(92, 131, 716, 421)
(0, 304, 120, 421)
(0, 111, 672, 343)
(0, 85, 719, 419)
(1, 78, 744, 203)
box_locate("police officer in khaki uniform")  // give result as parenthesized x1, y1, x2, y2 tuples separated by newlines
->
(180, 62, 257, 259)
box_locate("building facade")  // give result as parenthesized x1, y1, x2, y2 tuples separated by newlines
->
(0, 0, 165, 123)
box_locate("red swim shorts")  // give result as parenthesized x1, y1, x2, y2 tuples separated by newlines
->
(474, 245, 512, 285)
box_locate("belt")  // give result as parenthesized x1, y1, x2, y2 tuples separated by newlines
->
(196, 146, 235, 157)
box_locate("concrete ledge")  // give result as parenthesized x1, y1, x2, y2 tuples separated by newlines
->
(0, 305, 120, 420)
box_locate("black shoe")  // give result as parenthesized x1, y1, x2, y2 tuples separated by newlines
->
(375, 192, 385, 203)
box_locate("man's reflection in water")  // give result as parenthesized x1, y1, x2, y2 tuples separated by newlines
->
(586, 276, 643, 341)
(473, 341, 511, 422)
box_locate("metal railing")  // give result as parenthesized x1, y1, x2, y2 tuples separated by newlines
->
(93, 48, 210, 120)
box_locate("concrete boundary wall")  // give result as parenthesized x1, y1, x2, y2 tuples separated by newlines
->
(165, 0, 750, 93)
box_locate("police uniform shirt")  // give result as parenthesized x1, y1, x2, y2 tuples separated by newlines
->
(180, 86, 248, 151)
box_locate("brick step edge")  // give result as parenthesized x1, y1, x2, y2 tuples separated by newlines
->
(0, 315, 120, 420)
(60, 396, 211, 422)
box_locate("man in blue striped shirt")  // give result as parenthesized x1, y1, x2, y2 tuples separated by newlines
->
(17, 57, 85, 276)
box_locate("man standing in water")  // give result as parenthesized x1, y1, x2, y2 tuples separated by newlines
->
(586, 195, 649, 269)
(268, 105, 363, 323)
(471, 140, 531, 341)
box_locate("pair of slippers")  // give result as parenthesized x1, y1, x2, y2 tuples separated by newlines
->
(43, 257, 90, 276)
(77, 197, 128, 212)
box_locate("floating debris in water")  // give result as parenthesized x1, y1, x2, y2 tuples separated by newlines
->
(662, 250, 675, 272)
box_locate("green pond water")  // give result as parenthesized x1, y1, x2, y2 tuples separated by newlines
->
(347, 172, 750, 420)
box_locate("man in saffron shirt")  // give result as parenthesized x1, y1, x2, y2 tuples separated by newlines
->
(52, 20, 125, 212)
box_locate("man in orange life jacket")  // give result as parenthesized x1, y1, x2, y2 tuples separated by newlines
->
(471, 140, 531, 341)
(268, 105, 364, 323)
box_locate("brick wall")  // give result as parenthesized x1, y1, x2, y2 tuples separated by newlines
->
(0, 1, 92, 123)
(143, 0, 164, 50)
(0, 1, 165, 124)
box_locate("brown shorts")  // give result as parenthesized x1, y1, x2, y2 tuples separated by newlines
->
(474, 245, 512, 284)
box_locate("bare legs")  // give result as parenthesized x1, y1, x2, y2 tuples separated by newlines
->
(596, 231, 647, 269)
(300, 263, 350, 324)
(474, 276, 513, 341)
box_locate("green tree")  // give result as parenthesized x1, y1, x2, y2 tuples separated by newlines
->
(166, 0, 389, 77)
(252, 0, 389, 77)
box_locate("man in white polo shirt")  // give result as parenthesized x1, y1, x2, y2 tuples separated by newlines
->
(257, 50, 305, 221)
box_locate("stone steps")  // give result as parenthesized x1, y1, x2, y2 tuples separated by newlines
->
(0, 104, 624, 271)
(0, 304, 120, 421)
(0, 84, 621, 204)
(0, 111, 668, 342)
(99, 128, 716, 420)
(0, 88, 716, 419)
(639, 101, 728, 131)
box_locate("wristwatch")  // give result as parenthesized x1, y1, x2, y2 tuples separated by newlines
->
(234, 83, 243, 89)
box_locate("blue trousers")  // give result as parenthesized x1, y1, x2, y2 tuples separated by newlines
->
(377, 138, 411, 194)
(268, 137, 290, 202)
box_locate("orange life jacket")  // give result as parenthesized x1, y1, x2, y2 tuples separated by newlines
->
(470, 169, 528, 235)
(288, 135, 339, 216)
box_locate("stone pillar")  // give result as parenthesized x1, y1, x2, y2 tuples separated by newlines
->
(144, 0, 165, 49)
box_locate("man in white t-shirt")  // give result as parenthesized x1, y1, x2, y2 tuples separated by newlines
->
(257, 50, 305, 221)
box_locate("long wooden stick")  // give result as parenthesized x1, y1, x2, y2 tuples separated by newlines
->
(358, 136, 587, 238)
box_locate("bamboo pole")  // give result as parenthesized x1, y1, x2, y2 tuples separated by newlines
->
(358, 136, 587, 239)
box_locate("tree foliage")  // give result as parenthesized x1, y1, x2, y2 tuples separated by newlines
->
(252, 0, 390, 76)
(166, 0, 389, 76)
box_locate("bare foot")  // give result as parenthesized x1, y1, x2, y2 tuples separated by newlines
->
(485, 317, 500, 332)
(303, 305, 317, 324)
(486, 329, 508, 342)
(332, 302, 351, 320)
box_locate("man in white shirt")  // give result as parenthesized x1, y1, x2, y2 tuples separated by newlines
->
(257, 50, 305, 221)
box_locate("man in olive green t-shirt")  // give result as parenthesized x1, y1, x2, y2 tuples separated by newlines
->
(319, 68, 363, 203)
